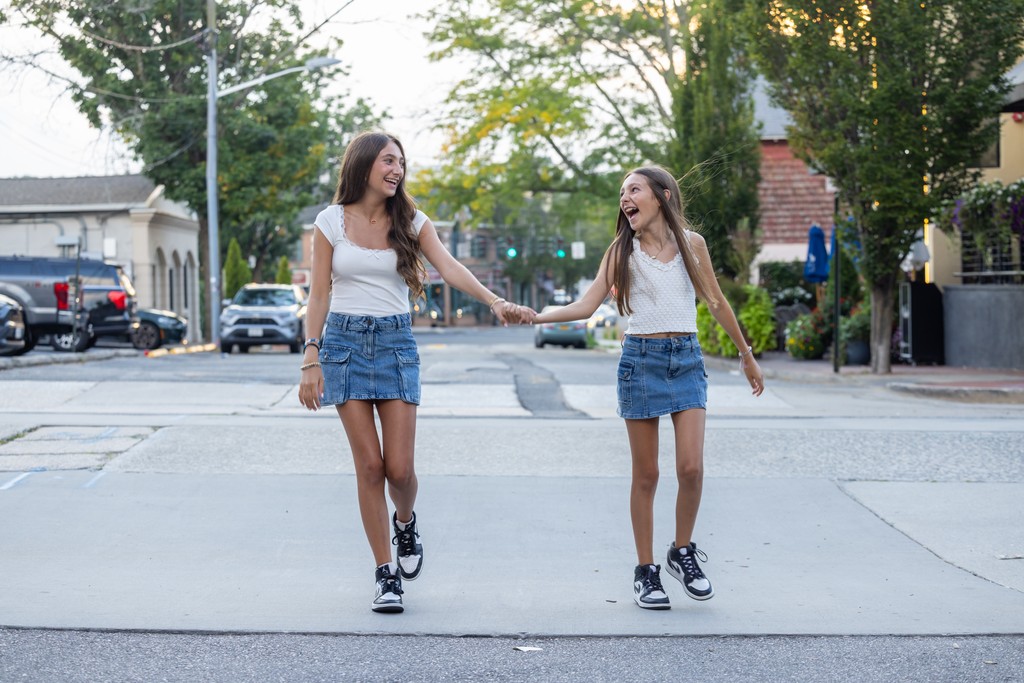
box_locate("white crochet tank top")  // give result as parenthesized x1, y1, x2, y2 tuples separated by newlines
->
(624, 236, 699, 335)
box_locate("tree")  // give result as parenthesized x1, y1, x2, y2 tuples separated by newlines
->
(222, 237, 251, 301)
(4, 0, 379, 336)
(424, 0, 761, 275)
(274, 254, 292, 284)
(744, 0, 1024, 372)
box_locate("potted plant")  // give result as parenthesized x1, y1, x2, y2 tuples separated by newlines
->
(840, 306, 871, 365)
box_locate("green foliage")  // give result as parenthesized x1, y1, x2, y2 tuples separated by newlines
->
(424, 0, 761, 278)
(759, 260, 814, 306)
(738, 285, 777, 354)
(785, 312, 827, 360)
(840, 306, 871, 345)
(274, 255, 292, 285)
(696, 301, 721, 356)
(699, 284, 776, 356)
(7, 0, 380, 332)
(936, 179, 1024, 267)
(743, 0, 1024, 370)
(223, 238, 251, 300)
(820, 237, 864, 321)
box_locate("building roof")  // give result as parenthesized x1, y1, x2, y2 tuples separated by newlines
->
(0, 175, 159, 208)
(754, 77, 792, 140)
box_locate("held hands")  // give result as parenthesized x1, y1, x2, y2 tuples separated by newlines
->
(490, 298, 537, 326)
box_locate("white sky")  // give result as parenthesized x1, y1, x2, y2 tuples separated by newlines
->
(0, 0, 453, 178)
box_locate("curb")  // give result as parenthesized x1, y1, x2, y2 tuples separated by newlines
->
(144, 343, 218, 359)
(0, 349, 139, 371)
(887, 382, 1024, 404)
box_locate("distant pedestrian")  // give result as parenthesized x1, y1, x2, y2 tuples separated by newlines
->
(531, 165, 764, 610)
(297, 131, 530, 613)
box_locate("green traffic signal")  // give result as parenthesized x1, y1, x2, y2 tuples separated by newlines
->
(506, 247, 518, 258)
(556, 248, 566, 258)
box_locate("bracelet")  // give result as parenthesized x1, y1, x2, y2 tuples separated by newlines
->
(739, 345, 754, 358)
(300, 361, 321, 371)
(303, 342, 320, 353)
(487, 296, 505, 310)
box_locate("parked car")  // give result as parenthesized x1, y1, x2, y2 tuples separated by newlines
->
(0, 293, 27, 356)
(220, 283, 306, 354)
(0, 256, 137, 353)
(534, 305, 590, 349)
(131, 308, 188, 350)
(587, 302, 619, 329)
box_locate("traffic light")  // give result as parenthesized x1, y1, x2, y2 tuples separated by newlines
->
(504, 238, 518, 259)
(555, 236, 566, 259)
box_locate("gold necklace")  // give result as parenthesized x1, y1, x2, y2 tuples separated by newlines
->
(349, 208, 385, 225)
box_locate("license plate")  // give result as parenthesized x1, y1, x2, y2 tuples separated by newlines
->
(247, 328, 264, 337)
(558, 324, 571, 330)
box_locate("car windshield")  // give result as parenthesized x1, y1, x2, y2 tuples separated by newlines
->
(234, 289, 296, 307)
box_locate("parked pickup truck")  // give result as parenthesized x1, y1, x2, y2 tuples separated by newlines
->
(0, 255, 137, 354)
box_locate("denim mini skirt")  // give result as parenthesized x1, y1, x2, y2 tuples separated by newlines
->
(617, 334, 708, 419)
(319, 312, 421, 406)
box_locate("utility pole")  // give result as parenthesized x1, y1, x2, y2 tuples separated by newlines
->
(205, 0, 222, 348)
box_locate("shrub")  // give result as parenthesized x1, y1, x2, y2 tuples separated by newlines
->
(738, 285, 777, 354)
(759, 260, 815, 306)
(696, 301, 721, 355)
(785, 312, 827, 359)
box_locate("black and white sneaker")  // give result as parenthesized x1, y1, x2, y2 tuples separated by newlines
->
(633, 564, 671, 610)
(392, 511, 423, 580)
(371, 564, 404, 613)
(666, 542, 714, 600)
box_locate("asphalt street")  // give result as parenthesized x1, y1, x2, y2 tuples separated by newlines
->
(1, 325, 1022, 681)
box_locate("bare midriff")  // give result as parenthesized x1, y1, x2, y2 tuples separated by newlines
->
(628, 331, 696, 339)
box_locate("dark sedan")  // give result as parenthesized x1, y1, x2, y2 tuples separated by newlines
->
(0, 293, 27, 356)
(131, 308, 188, 350)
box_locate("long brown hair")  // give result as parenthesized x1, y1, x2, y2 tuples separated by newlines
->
(331, 131, 426, 299)
(608, 165, 717, 315)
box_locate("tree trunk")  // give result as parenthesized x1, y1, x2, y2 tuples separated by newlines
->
(869, 283, 894, 374)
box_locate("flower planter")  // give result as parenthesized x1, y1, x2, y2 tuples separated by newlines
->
(845, 340, 870, 366)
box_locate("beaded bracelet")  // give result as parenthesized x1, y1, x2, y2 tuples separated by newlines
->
(738, 345, 754, 358)
(300, 361, 322, 371)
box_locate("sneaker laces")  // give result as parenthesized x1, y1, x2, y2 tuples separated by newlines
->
(645, 565, 666, 593)
(680, 546, 708, 579)
(392, 525, 419, 555)
(380, 574, 404, 596)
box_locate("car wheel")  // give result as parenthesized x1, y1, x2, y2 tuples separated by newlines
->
(8, 328, 36, 356)
(50, 327, 92, 353)
(575, 340, 587, 349)
(535, 337, 544, 348)
(289, 341, 302, 354)
(237, 344, 250, 354)
(132, 321, 162, 350)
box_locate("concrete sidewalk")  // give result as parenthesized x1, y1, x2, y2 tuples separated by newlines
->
(699, 350, 1024, 403)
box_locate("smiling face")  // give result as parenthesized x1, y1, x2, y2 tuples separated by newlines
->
(619, 172, 665, 233)
(367, 141, 405, 199)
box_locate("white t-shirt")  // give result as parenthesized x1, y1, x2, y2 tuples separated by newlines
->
(314, 204, 428, 316)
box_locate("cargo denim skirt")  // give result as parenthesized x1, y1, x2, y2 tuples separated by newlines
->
(617, 334, 708, 419)
(319, 312, 421, 406)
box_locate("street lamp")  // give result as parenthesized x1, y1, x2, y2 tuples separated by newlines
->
(205, 24, 339, 348)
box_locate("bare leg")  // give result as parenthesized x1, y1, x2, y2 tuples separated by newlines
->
(625, 416, 660, 566)
(337, 400, 391, 566)
(669, 408, 707, 547)
(376, 399, 418, 522)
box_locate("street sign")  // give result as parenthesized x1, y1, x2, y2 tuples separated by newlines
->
(571, 241, 585, 259)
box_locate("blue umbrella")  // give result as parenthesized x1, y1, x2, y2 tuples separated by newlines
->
(804, 224, 830, 283)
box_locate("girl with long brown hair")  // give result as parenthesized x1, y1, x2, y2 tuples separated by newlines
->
(532, 165, 764, 610)
(297, 131, 527, 613)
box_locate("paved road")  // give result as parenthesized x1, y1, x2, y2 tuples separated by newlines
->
(1, 326, 1022, 680)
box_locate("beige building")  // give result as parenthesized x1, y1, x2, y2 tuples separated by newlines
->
(0, 175, 202, 342)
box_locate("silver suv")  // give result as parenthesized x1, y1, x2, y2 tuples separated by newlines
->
(220, 283, 306, 354)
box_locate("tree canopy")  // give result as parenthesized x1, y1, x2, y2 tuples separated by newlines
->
(744, 0, 1024, 371)
(424, 0, 761, 276)
(4, 0, 379, 330)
